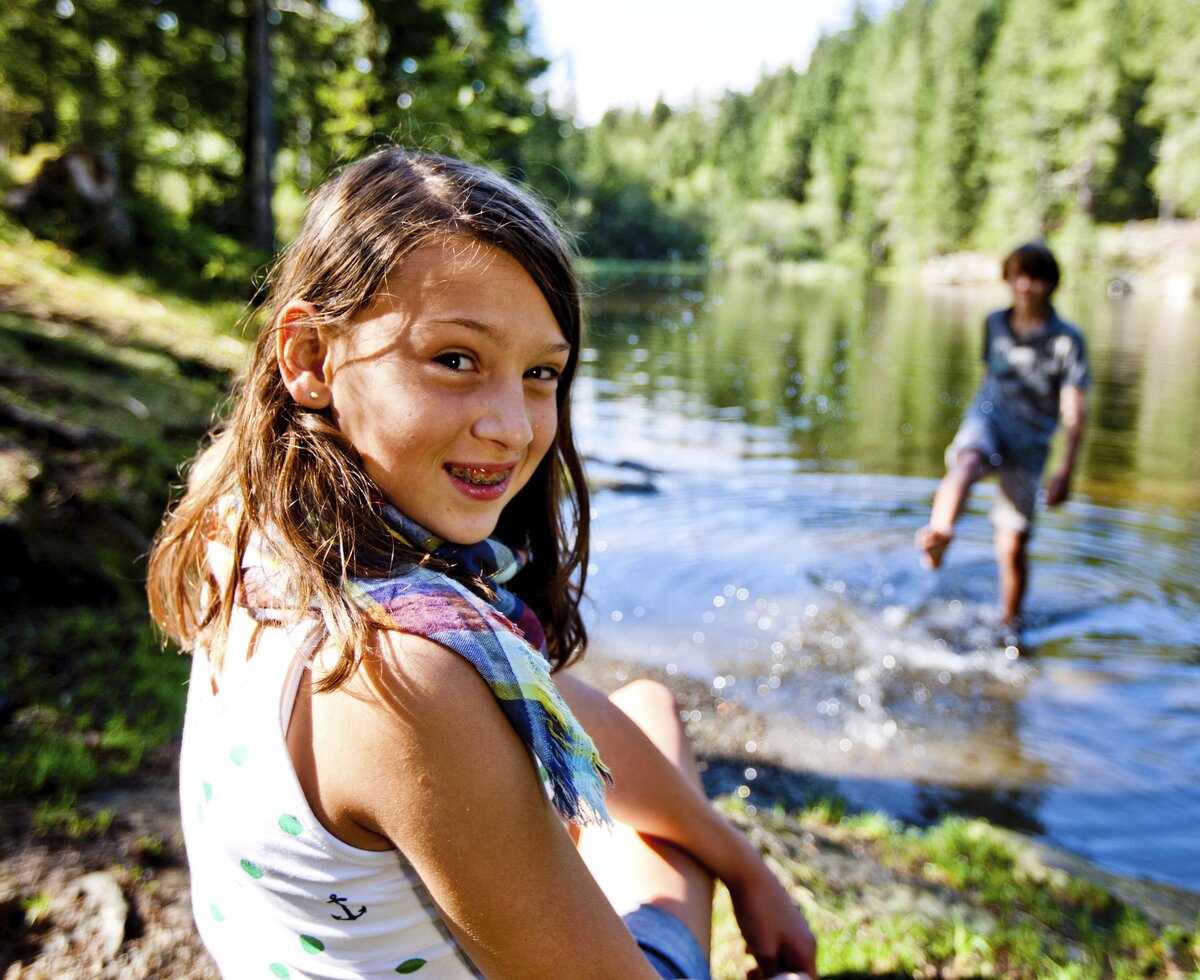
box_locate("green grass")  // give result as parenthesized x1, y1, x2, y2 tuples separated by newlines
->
(0, 228, 233, 802)
(19, 893, 53, 928)
(32, 798, 114, 840)
(1, 607, 191, 799)
(710, 799, 1199, 979)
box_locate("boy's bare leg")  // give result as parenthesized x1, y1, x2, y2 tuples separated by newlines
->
(917, 449, 990, 569)
(994, 527, 1029, 626)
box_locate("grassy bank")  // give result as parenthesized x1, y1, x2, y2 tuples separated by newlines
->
(0, 223, 243, 802)
(4, 785, 1196, 977)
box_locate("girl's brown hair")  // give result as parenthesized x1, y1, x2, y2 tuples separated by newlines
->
(147, 148, 590, 687)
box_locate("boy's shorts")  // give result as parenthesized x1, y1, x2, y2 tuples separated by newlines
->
(622, 903, 711, 979)
(945, 413, 1039, 535)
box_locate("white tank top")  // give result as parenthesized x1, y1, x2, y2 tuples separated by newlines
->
(179, 615, 481, 979)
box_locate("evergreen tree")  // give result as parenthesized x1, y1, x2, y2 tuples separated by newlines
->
(1139, 0, 1200, 217)
(916, 0, 1004, 252)
(853, 0, 925, 264)
(977, 0, 1059, 244)
(1095, 0, 1160, 221)
(1050, 0, 1124, 219)
(4, 0, 1195, 266)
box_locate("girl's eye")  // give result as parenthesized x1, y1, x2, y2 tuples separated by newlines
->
(434, 352, 475, 372)
(526, 365, 562, 382)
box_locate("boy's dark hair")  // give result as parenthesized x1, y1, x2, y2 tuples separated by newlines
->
(1002, 241, 1060, 294)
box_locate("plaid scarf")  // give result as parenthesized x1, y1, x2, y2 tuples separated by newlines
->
(232, 498, 611, 827)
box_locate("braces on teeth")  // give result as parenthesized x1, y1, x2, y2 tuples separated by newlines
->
(450, 466, 507, 486)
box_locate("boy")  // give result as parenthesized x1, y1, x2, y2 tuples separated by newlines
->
(916, 241, 1089, 632)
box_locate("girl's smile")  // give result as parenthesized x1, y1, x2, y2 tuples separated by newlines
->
(447, 463, 513, 495)
(314, 237, 569, 544)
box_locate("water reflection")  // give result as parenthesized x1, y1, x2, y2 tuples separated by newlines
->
(583, 270, 1200, 507)
(576, 267, 1200, 893)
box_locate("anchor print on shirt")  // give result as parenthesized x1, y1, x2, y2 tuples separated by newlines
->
(328, 893, 367, 921)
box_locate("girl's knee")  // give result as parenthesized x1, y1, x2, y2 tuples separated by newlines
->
(610, 678, 680, 725)
(609, 679, 697, 779)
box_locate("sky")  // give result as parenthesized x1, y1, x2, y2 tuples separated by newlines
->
(525, 0, 880, 125)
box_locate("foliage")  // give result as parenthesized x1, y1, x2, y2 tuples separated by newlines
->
(121, 194, 268, 299)
(563, 105, 709, 261)
(0, 604, 193, 801)
(32, 799, 115, 840)
(19, 893, 53, 928)
(560, 0, 1190, 266)
(4, 0, 1198, 267)
(0, 0, 566, 274)
(1137, 0, 1200, 217)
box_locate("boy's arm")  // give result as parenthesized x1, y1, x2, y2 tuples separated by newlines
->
(1046, 385, 1087, 506)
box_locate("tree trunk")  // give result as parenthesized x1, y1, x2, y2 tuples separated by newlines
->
(244, 0, 276, 251)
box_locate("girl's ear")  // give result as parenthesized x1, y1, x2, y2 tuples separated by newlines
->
(277, 299, 332, 409)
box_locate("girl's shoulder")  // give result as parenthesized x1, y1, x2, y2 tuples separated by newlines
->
(295, 619, 546, 864)
(353, 625, 499, 716)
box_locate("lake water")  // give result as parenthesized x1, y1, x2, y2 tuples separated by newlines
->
(573, 267, 1200, 895)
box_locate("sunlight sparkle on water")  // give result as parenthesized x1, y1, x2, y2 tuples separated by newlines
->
(577, 271, 1200, 891)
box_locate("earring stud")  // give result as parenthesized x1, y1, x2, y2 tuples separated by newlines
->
(309, 391, 320, 400)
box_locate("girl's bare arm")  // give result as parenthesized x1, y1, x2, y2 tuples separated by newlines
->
(304, 632, 662, 980)
(556, 670, 819, 979)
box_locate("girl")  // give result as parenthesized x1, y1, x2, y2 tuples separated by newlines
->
(148, 148, 818, 980)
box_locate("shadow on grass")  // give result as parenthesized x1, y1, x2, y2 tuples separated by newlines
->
(1, 293, 229, 803)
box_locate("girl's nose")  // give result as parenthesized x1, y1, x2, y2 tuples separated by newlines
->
(472, 380, 534, 449)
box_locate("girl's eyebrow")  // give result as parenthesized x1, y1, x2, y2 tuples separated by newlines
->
(428, 317, 571, 357)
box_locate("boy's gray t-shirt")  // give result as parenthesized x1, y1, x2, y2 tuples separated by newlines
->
(970, 307, 1089, 470)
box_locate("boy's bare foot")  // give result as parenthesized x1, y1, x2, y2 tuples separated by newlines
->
(998, 615, 1023, 647)
(915, 525, 952, 569)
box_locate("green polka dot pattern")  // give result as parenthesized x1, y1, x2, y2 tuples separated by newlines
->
(230, 744, 248, 766)
(299, 935, 325, 954)
(395, 958, 427, 973)
(209, 903, 224, 922)
(269, 964, 290, 978)
(278, 813, 303, 836)
(240, 858, 264, 879)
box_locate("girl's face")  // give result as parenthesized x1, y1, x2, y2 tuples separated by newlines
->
(323, 238, 569, 544)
